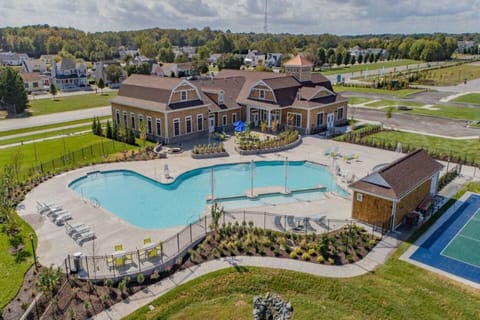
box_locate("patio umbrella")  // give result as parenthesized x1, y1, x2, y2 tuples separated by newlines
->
(234, 121, 246, 132)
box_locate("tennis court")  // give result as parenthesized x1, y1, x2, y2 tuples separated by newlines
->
(441, 208, 480, 267)
(408, 193, 480, 286)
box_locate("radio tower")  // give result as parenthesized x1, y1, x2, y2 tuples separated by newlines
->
(263, 0, 268, 34)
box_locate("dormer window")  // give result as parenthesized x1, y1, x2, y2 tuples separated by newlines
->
(259, 89, 265, 100)
(218, 91, 224, 104)
(180, 90, 188, 101)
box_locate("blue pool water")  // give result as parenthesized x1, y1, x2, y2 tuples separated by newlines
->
(69, 161, 345, 229)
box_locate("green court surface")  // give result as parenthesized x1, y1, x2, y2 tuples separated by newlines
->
(442, 209, 480, 267)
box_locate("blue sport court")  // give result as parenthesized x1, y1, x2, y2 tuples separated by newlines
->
(411, 193, 480, 285)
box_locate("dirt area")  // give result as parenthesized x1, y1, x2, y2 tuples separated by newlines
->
(1, 266, 39, 320)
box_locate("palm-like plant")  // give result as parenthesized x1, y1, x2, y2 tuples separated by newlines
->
(36, 265, 62, 300)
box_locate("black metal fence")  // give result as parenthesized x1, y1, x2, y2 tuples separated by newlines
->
(65, 210, 383, 282)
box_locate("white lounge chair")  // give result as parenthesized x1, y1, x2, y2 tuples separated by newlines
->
(49, 209, 68, 218)
(65, 223, 85, 235)
(54, 213, 72, 224)
(71, 226, 92, 239)
(77, 231, 96, 244)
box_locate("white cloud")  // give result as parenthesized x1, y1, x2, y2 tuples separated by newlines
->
(0, 0, 479, 34)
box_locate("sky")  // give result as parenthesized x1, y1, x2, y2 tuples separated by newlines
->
(1, 0, 479, 35)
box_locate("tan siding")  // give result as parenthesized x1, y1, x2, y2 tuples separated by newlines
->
(283, 108, 307, 128)
(167, 107, 209, 137)
(111, 103, 167, 137)
(249, 85, 275, 102)
(394, 179, 432, 227)
(352, 191, 393, 229)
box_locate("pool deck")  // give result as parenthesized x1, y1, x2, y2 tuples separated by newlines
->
(17, 136, 480, 270)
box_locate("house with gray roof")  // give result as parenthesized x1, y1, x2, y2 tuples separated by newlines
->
(51, 58, 88, 91)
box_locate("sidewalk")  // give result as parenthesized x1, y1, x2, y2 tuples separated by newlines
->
(92, 233, 403, 320)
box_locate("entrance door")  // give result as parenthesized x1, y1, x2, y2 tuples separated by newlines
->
(209, 115, 215, 133)
(327, 113, 335, 129)
(251, 110, 259, 127)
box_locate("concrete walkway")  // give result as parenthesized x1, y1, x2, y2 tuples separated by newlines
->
(92, 232, 402, 320)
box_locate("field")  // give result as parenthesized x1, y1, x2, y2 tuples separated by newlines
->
(452, 93, 480, 104)
(320, 59, 420, 75)
(407, 104, 480, 121)
(361, 131, 480, 164)
(364, 100, 424, 108)
(347, 97, 372, 105)
(415, 63, 480, 86)
(27, 92, 117, 116)
(125, 184, 480, 320)
(334, 85, 423, 98)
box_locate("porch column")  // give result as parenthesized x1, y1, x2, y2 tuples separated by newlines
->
(247, 105, 251, 124)
(306, 109, 311, 135)
(267, 110, 271, 128)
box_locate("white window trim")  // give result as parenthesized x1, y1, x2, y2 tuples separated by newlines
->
(156, 118, 162, 136)
(180, 90, 188, 102)
(123, 111, 127, 126)
(232, 112, 237, 123)
(147, 116, 152, 134)
(287, 112, 302, 127)
(337, 107, 344, 120)
(115, 110, 120, 125)
(357, 193, 363, 202)
(130, 112, 136, 129)
(185, 115, 192, 134)
(259, 89, 265, 99)
(316, 112, 324, 126)
(218, 90, 224, 104)
(173, 118, 181, 136)
(138, 114, 144, 128)
(222, 115, 227, 126)
(197, 114, 203, 131)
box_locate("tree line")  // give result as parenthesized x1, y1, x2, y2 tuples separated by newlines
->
(0, 25, 475, 64)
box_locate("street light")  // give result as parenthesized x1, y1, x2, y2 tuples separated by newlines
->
(29, 233, 38, 272)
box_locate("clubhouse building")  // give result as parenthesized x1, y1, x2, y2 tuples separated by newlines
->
(110, 56, 348, 144)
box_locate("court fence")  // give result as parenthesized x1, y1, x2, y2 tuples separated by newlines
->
(65, 210, 385, 282)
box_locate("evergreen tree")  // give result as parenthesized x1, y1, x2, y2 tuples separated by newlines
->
(0, 67, 28, 115)
(106, 120, 112, 139)
(112, 121, 118, 140)
(97, 78, 105, 94)
(91, 117, 98, 135)
(49, 83, 58, 100)
(96, 116, 103, 136)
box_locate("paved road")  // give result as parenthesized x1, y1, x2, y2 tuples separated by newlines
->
(352, 107, 479, 138)
(0, 106, 111, 132)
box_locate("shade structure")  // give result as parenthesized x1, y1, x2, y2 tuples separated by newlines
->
(233, 121, 246, 132)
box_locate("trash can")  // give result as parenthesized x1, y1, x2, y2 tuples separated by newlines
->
(73, 252, 82, 273)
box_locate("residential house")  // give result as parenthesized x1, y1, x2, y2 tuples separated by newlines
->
(172, 46, 197, 59)
(349, 149, 443, 230)
(207, 53, 222, 65)
(152, 63, 193, 78)
(22, 59, 47, 74)
(244, 50, 265, 67)
(265, 53, 283, 68)
(111, 55, 348, 144)
(348, 46, 388, 60)
(93, 60, 126, 88)
(118, 47, 140, 60)
(0, 52, 30, 66)
(456, 41, 476, 53)
(19, 72, 45, 93)
(39, 54, 56, 64)
(51, 58, 88, 91)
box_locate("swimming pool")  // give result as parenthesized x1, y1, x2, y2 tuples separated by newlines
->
(69, 161, 346, 229)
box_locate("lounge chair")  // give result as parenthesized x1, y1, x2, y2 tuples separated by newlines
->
(114, 257, 124, 267)
(114, 245, 132, 264)
(76, 231, 96, 244)
(273, 216, 285, 232)
(49, 209, 68, 219)
(65, 222, 85, 234)
(71, 226, 92, 239)
(54, 213, 72, 225)
(287, 216, 303, 231)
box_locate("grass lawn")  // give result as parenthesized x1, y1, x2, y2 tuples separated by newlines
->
(0, 133, 139, 180)
(0, 216, 36, 310)
(0, 116, 110, 138)
(364, 100, 424, 108)
(125, 185, 480, 320)
(415, 63, 480, 86)
(320, 59, 420, 76)
(334, 85, 424, 98)
(27, 92, 117, 116)
(406, 105, 480, 121)
(0, 125, 93, 146)
(347, 97, 372, 105)
(452, 93, 480, 104)
(361, 131, 480, 164)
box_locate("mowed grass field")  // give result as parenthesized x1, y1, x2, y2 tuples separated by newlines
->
(361, 131, 480, 164)
(452, 93, 480, 104)
(334, 85, 424, 98)
(125, 184, 480, 320)
(417, 63, 480, 86)
(320, 59, 420, 75)
(27, 91, 117, 116)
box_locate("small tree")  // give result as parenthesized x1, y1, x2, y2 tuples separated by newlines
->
(112, 121, 118, 140)
(210, 202, 224, 232)
(49, 83, 58, 100)
(126, 128, 136, 145)
(36, 265, 62, 300)
(96, 116, 103, 136)
(386, 107, 393, 119)
(97, 78, 105, 95)
(139, 121, 147, 147)
(91, 117, 98, 135)
(106, 120, 113, 139)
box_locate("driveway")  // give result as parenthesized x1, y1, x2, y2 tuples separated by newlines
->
(0, 106, 111, 132)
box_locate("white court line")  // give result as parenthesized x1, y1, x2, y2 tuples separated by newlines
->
(440, 208, 480, 257)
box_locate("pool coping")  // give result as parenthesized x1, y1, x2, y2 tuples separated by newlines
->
(400, 191, 480, 289)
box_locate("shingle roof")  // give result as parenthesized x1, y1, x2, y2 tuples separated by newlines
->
(349, 149, 443, 200)
(284, 55, 313, 66)
(58, 58, 76, 70)
(19, 72, 41, 82)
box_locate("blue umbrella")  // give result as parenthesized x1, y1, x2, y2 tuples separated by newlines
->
(234, 121, 246, 132)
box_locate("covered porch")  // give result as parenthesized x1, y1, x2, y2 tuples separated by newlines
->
(246, 104, 281, 129)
